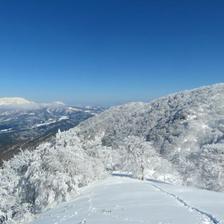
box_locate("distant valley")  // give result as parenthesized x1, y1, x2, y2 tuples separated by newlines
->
(0, 97, 104, 163)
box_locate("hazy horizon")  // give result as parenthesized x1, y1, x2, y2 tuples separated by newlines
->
(1, 82, 224, 107)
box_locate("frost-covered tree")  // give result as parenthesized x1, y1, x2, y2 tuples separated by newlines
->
(118, 136, 152, 180)
(0, 131, 106, 224)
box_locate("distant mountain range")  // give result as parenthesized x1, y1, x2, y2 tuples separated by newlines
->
(0, 97, 104, 163)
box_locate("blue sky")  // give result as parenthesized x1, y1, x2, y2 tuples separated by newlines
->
(0, 0, 224, 106)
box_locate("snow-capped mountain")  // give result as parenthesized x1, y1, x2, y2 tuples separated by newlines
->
(0, 99, 104, 163)
(0, 84, 224, 224)
(0, 97, 34, 106)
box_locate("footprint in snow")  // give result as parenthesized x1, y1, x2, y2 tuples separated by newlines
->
(78, 218, 86, 224)
(102, 209, 112, 215)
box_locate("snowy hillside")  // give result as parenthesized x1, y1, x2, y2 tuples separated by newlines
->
(32, 176, 224, 224)
(74, 83, 224, 191)
(0, 83, 224, 224)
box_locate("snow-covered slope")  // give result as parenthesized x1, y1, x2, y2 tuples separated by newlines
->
(33, 176, 224, 224)
(0, 97, 34, 106)
(0, 83, 224, 224)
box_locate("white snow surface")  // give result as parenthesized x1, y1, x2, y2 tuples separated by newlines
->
(32, 176, 224, 224)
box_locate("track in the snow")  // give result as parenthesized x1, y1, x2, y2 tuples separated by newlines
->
(150, 183, 221, 224)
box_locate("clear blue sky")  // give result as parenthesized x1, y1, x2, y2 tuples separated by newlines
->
(0, 0, 224, 106)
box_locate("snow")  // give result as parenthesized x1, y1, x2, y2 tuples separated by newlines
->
(152, 181, 224, 221)
(0, 97, 33, 106)
(32, 176, 224, 224)
(59, 116, 69, 121)
(31, 116, 69, 128)
(32, 120, 57, 128)
(52, 101, 65, 106)
(0, 128, 13, 133)
(68, 107, 82, 112)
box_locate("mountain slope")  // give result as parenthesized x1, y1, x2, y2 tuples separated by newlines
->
(32, 176, 224, 224)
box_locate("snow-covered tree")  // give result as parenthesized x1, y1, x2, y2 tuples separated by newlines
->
(118, 136, 152, 180)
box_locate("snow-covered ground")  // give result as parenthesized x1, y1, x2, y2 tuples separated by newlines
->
(32, 176, 224, 224)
